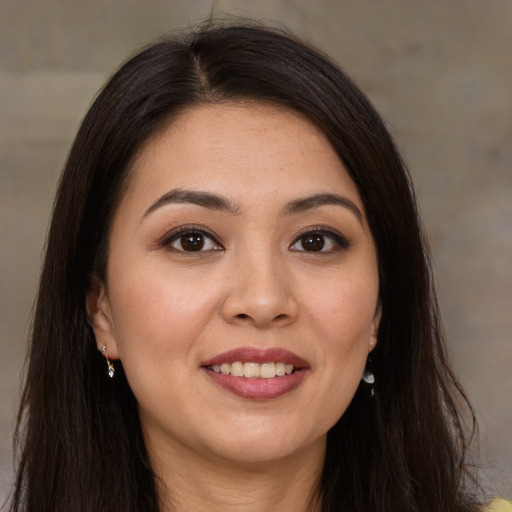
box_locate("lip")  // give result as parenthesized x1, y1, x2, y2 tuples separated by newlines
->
(201, 347, 309, 368)
(201, 347, 309, 400)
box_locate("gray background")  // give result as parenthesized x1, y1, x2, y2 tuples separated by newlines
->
(1, 0, 511, 505)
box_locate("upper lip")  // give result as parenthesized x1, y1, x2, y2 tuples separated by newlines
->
(201, 347, 309, 369)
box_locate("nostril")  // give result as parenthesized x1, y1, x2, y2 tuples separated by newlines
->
(234, 313, 289, 322)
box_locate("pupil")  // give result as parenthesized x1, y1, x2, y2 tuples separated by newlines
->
(181, 233, 204, 251)
(302, 234, 324, 251)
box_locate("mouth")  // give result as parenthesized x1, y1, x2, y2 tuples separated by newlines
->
(206, 361, 296, 379)
(201, 347, 308, 400)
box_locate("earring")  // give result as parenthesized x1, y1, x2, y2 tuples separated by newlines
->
(362, 364, 375, 398)
(362, 369, 375, 384)
(102, 346, 115, 378)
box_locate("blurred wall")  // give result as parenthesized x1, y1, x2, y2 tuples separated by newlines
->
(1, 0, 511, 503)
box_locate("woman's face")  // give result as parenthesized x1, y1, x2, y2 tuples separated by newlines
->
(89, 102, 380, 467)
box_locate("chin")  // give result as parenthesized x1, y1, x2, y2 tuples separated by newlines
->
(201, 427, 326, 467)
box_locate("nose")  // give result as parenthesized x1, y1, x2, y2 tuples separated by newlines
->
(220, 252, 299, 329)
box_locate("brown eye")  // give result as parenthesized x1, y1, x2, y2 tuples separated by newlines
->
(167, 230, 222, 253)
(301, 234, 325, 252)
(180, 233, 205, 251)
(290, 228, 350, 253)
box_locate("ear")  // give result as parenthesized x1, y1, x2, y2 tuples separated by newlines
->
(86, 277, 120, 359)
(368, 303, 381, 353)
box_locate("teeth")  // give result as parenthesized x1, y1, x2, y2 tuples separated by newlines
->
(231, 361, 244, 377)
(243, 362, 260, 378)
(259, 362, 276, 379)
(208, 361, 296, 378)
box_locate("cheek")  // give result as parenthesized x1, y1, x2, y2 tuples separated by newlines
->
(107, 267, 219, 362)
(106, 270, 221, 428)
(300, 270, 377, 416)
(305, 268, 378, 347)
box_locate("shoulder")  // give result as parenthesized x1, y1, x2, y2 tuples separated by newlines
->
(485, 499, 512, 512)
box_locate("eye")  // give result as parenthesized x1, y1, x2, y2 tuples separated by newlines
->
(161, 227, 223, 253)
(289, 228, 350, 253)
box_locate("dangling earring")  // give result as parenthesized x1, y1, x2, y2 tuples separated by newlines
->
(102, 346, 115, 378)
(362, 361, 375, 398)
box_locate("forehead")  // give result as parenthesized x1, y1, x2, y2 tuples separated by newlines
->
(123, 101, 363, 214)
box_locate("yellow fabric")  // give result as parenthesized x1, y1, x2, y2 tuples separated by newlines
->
(486, 499, 512, 512)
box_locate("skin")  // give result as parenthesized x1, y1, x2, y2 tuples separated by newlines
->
(88, 101, 380, 511)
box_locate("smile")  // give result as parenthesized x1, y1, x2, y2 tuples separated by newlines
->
(201, 348, 308, 399)
(206, 362, 295, 379)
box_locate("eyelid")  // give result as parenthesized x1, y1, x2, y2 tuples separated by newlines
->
(289, 225, 351, 252)
(158, 224, 224, 250)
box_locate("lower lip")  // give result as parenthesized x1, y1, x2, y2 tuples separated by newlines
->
(203, 368, 307, 400)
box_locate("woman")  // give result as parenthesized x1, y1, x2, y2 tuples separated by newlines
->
(9, 22, 510, 512)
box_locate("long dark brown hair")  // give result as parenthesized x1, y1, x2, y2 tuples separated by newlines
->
(10, 22, 481, 512)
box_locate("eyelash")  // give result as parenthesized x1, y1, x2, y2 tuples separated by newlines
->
(158, 225, 351, 254)
(289, 226, 351, 253)
(159, 225, 224, 253)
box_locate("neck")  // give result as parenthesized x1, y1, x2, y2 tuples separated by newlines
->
(147, 435, 325, 512)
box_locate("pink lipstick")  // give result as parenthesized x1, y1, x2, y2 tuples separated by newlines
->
(201, 347, 309, 400)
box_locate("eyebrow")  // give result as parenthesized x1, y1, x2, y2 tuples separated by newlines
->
(141, 189, 240, 221)
(283, 193, 364, 225)
(141, 189, 363, 226)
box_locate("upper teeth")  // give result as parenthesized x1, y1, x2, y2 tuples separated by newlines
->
(208, 362, 294, 379)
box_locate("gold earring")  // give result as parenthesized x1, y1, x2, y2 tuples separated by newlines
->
(102, 346, 115, 378)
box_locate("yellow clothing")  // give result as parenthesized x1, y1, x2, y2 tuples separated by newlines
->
(486, 499, 512, 512)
